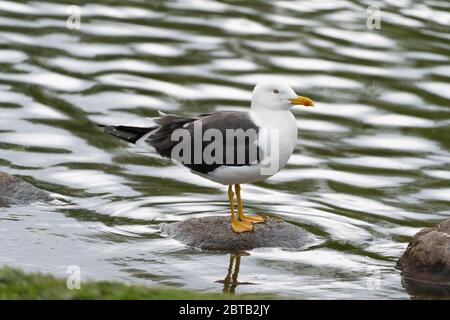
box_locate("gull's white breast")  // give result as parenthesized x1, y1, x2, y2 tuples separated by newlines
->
(200, 109, 298, 185)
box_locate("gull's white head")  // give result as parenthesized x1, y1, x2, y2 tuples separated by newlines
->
(251, 81, 314, 111)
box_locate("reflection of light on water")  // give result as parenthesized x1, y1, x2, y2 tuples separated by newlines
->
(272, 168, 413, 188)
(0, 0, 448, 300)
(344, 133, 441, 152)
(0, 49, 27, 63)
(0, 67, 93, 92)
(417, 82, 450, 100)
(331, 156, 438, 170)
(365, 114, 434, 127)
(48, 169, 139, 196)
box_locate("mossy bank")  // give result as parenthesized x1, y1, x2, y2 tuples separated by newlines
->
(0, 267, 277, 300)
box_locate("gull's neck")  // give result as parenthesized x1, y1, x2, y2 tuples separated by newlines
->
(249, 95, 297, 130)
(249, 107, 297, 129)
(249, 102, 298, 171)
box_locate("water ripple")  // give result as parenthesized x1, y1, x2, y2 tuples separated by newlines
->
(0, 0, 448, 299)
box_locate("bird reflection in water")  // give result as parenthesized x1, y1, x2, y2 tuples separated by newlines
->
(216, 252, 254, 294)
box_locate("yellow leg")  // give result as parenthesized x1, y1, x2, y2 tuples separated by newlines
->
(235, 184, 265, 224)
(222, 254, 234, 293)
(228, 185, 252, 233)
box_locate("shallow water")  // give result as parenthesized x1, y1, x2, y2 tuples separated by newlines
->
(0, 0, 449, 299)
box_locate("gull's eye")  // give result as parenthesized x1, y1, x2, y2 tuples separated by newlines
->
(273, 89, 279, 94)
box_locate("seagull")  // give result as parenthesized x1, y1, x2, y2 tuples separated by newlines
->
(101, 81, 314, 233)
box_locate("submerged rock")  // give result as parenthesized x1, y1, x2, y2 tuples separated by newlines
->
(401, 276, 450, 299)
(163, 216, 315, 250)
(396, 218, 450, 297)
(0, 171, 51, 205)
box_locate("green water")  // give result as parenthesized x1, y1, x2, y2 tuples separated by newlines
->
(0, 0, 449, 299)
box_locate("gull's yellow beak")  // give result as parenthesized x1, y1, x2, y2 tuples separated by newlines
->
(289, 96, 314, 107)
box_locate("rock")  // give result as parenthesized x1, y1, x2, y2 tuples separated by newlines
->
(162, 216, 316, 251)
(0, 171, 51, 206)
(396, 219, 450, 297)
(401, 276, 450, 299)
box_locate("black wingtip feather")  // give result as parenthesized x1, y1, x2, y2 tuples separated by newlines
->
(99, 125, 154, 144)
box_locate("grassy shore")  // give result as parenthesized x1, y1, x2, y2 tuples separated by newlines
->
(0, 267, 276, 300)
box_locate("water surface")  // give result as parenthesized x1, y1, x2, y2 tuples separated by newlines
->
(0, 0, 449, 299)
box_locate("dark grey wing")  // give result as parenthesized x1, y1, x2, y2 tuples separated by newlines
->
(145, 111, 261, 174)
(100, 113, 196, 149)
(101, 111, 261, 174)
(145, 113, 197, 158)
